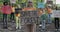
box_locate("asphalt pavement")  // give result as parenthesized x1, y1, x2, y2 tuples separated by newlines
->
(0, 19, 59, 32)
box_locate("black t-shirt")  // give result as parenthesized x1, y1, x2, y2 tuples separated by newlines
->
(15, 8, 22, 14)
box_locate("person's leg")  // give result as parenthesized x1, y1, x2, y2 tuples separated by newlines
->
(10, 13, 14, 20)
(31, 24, 36, 32)
(3, 14, 5, 28)
(48, 14, 52, 24)
(11, 13, 15, 22)
(10, 13, 12, 20)
(42, 20, 46, 29)
(16, 16, 19, 29)
(18, 17, 21, 29)
(6, 14, 8, 28)
(3, 14, 8, 29)
(25, 24, 31, 32)
(55, 18, 59, 29)
(12, 13, 14, 20)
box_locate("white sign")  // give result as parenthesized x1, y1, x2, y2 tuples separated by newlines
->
(47, 0, 53, 1)
(38, 2, 45, 8)
(10, 0, 16, 4)
(56, 0, 60, 4)
(52, 10, 60, 18)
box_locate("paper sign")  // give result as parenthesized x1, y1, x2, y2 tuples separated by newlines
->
(10, 0, 16, 4)
(52, 10, 60, 18)
(38, 2, 45, 8)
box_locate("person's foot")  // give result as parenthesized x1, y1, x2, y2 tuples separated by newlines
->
(19, 27, 21, 29)
(39, 24, 42, 26)
(3, 27, 8, 29)
(8, 27, 13, 31)
(41, 29, 46, 32)
(16, 27, 19, 30)
(12, 20, 15, 23)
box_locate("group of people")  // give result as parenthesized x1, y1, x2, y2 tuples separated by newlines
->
(0, 1, 52, 32)
(0, 2, 21, 29)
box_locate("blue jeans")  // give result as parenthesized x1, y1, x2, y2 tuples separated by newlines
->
(42, 20, 46, 29)
(48, 14, 52, 24)
(3, 14, 8, 28)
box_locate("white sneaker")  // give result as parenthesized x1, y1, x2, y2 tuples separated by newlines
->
(39, 25, 42, 26)
(19, 26, 21, 29)
(16, 27, 18, 29)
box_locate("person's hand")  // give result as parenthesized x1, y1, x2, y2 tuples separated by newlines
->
(38, 10, 43, 16)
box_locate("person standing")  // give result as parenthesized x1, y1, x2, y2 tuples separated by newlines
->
(23, 1, 36, 32)
(23, 1, 36, 11)
(15, 8, 22, 29)
(10, 5, 15, 22)
(1, 2, 12, 29)
(46, 6, 52, 24)
(39, 9, 47, 30)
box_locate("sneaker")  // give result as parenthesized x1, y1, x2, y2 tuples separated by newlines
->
(12, 20, 15, 23)
(39, 24, 42, 26)
(3, 27, 8, 29)
(16, 27, 18, 30)
(8, 27, 12, 31)
(19, 26, 21, 29)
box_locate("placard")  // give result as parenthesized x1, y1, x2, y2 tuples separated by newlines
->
(38, 2, 45, 8)
(10, 0, 16, 4)
(52, 10, 60, 18)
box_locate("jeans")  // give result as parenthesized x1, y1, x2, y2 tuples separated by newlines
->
(3, 14, 8, 28)
(54, 18, 59, 29)
(39, 16, 46, 29)
(42, 20, 46, 29)
(25, 24, 36, 32)
(10, 13, 14, 20)
(48, 14, 52, 24)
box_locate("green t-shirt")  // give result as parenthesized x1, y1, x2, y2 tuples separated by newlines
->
(40, 14, 47, 20)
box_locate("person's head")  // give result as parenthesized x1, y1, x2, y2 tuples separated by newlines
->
(39, 8, 46, 14)
(38, 8, 43, 11)
(27, 1, 33, 7)
(3, 2, 8, 6)
(46, 6, 51, 9)
(11, 4, 14, 7)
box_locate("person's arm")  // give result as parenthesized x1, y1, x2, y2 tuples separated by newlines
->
(22, 8, 26, 11)
(10, 6, 13, 12)
(33, 8, 36, 11)
(0, 7, 2, 12)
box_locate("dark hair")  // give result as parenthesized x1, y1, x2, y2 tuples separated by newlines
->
(3, 2, 8, 5)
(28, 1, 32, 3)
(27, 1, 33, 7)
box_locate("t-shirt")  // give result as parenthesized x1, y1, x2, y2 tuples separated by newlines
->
(1, 5, 12, 14)
(11, 7, 15, 13)
(40, 14, 47, 20)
